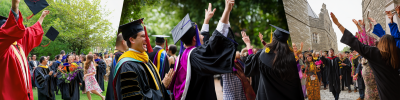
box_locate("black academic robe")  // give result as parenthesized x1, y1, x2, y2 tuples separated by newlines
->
(113, 60, 170, 100)
(30, 60, 39, 88)
(181, 29, 237, 100)
(318, 57, 328, 84)
(105, 51, 123, 100)
(34, 67, 55, 100)
(57, 66, 84, 100)
(148, 47, 170, 79)
(341, 29, 400, 99)
(355, 57, 365, 90)
(244, 50, 304, 100)
(340, 58, 352, 88)
(320, 56, 341, 94)
(95, 59, 107, 91)
(49, 61, 61, 92)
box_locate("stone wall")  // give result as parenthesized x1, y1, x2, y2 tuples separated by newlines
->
(283, 0, 339, 52)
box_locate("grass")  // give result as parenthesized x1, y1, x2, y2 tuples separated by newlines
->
(33, 82, 108, 100)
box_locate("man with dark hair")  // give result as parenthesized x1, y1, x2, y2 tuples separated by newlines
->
(50, 54, 62, 95)
(94, 53, 106, 91)
(29, 55, 39, 89)
(105, 33, 128, 100)
(113, 18, 174, 100)
(34, 56, 56, 100)
(320, 48, 342, 100)
(148, 35, 170, 79)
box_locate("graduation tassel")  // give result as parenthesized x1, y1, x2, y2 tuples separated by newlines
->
(165, 39, 168, 51)
(140, 19, 153, 53)
(26, 14, 34, 20)
(41, 41, 51, 47)
(270, 28, 273, 43)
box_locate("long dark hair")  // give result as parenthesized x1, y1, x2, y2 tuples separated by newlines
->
(377, 35, 400, 69)
(85, 55, 94, 74)
(266, 38, 294, 80)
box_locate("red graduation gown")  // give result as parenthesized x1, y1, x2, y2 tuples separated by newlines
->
(0, 10, 44, 100)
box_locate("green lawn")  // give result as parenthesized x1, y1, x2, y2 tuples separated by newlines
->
(33, 82, 108, 100)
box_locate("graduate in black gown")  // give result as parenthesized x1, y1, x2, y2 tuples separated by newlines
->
(34, 56, 56, 100)
(331, 12, 400, 100)
(57, 55, 84, 100)
(94, 53, 106, 91)
(243, 25, 304, 100)
(319, 48, 341, 100)
(50, 54, 62, 95)
(168, 1, 239, 99)
(339, 52, 352, 92)
(105, 33, 128, 100)
(148, 35, 170, 79)
(113, 18, 173, 100)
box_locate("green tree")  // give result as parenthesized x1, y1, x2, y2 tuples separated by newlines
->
(1, 0, 115, 60)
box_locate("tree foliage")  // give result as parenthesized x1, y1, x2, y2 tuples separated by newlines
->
(119, 0, 290, 50)
(1, 0, 115, 60)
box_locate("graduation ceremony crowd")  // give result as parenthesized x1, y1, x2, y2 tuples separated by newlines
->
(3, 0, 400, 100)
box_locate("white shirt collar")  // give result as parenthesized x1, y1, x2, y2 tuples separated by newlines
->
(128, 48, 141, 53)
(155, 45, 162, 49)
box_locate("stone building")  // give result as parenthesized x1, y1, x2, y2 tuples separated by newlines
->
(283, 0, 338, 52)
(362, 0, 400, 37)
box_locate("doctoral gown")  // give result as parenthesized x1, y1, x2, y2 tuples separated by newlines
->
(50, 61, 61, 92)
(0, 11, 44, 100)
(34, 66, 55, 100)
(320, 56, 341, 94)
(113, 58, 170, 100)
(341, 29, 400, 100)
(57, 65, 84, 100)
(95, 59, 107, 91)
(340, 58, 352, 88)
(148, 46, 170, 79)
(105, 51, 123, 100)
(244, 50, 304, 100)
(168, 29, 238, 100)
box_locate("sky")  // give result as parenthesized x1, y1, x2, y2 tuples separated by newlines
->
(307, 0, 363, 51)
(100, 0, 124, 35)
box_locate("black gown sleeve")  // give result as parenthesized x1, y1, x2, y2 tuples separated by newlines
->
(340, 29, 381, 61)
(244, 50, 262, 77)
(201, 31, 210, 43)
(190, 28, 238, 75)
(99, 60, 107, 76)
(34, 68, 51, 97)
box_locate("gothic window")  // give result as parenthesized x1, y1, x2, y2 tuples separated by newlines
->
(313, 33, 318, 43)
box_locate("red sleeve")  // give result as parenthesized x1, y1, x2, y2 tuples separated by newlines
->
(0, 10, 26, 56)
(18, 22, 44, 56)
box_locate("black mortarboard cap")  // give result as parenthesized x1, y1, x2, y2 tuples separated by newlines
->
(153, 35, 169, 43)
(171, 14, 195, 44)
(45, 26, 59, 41)
(0, 16, 7, 27)
(25, 0, 49, 15)
(344, 51, 350, 54)
(270, 24, 290, 43)
(119, 18, 144, 41)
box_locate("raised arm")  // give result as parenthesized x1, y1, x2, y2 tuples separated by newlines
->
(21, 10, 49, 55)
(11, 0, 19, 16)
(216, 0, 234, 37)
(201, 3, 216, 43)
(369, 17, 386, 38)
(352, 19, 362, 31)
(331, 12, 381, 60)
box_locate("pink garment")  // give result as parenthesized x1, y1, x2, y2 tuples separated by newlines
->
(84, 62, 103, 93)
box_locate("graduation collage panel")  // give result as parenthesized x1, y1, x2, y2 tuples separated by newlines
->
(0, 0, 308, 100)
